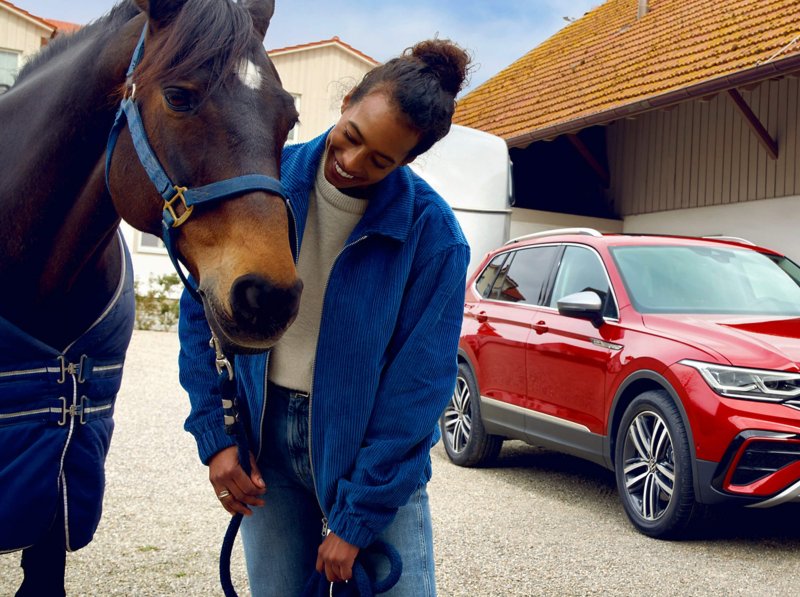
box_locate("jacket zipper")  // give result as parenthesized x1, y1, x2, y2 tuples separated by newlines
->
(256, 350, 271, 462)
(257, 199, 299, 462)
(308, 235, 369, 536)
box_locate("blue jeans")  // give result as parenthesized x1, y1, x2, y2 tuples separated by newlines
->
(240, 383, 436, 597)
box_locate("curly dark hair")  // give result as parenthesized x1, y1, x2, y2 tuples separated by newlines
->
(349, 38, 473, 158)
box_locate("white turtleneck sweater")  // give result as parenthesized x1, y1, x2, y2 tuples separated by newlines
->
(268, 156, 369, 392)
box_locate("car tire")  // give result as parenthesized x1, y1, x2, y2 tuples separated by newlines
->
(615, 389, 700, 539)
(440, 362, 502, 467)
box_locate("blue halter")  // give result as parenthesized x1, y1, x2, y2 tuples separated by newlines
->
(105, 25, 288, 304)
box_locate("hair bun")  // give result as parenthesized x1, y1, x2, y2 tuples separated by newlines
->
(406, 38, 471, 96)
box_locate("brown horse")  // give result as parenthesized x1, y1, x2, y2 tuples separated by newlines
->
(0, 0, 302, 355)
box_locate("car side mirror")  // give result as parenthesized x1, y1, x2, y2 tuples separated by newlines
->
(557, 291, 604, 328)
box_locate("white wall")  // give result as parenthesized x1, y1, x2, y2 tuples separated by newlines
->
(0, 6, 52, 57)
(119, 222, 181, 295)
(622, 194, 800, 259)
(510, 208, 623, 240)
(270, 44, 375, 143)
(606, 78, 800, 217)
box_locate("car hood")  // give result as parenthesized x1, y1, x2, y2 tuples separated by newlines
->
(642, 314, 800, 371)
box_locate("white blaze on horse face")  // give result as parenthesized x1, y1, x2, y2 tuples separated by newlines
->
(236, 59, 262, 90)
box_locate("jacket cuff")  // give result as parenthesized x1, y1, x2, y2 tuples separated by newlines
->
(194, 423, 237, 465)
(327, 506, 381, 549)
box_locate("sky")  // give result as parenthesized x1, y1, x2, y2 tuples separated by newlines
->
(19, 0, 600, 94)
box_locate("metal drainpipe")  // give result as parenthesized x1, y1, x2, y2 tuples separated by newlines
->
(638, 0, 649, 19)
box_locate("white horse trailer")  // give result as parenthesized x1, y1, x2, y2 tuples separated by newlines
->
(410, 124, 513, 276)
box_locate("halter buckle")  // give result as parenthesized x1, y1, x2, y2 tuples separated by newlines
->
(123, 82, 136, 101)
(164, 186, 193, 227)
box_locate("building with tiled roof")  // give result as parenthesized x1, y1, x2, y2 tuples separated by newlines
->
(269, 36, 379, 67)
(453, 0, 800, 259)
(0, 0, 55, 89)
(455, 0, 800, 147)
(46, 19, 82, 36)
(268, 37, 379, 144)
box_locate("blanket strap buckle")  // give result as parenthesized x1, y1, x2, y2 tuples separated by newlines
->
(58, 396, 85, 426)
(57, 355, 89, 384)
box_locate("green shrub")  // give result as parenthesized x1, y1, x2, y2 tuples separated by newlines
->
(134, 273, 181, 331)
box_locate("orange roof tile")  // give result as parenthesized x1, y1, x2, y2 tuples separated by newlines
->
(46, 19, 82, 36)
(454, 0, 800, 146)
(0, 0, 55, 31)
(269, 37, 380, 66)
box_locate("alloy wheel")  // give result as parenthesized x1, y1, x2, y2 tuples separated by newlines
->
(443, 376, 472, 454)
(622, 411, 676, 521)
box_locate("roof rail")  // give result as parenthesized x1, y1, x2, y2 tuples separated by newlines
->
(701, 235, 756, 246)
(504, 227, 603, 246)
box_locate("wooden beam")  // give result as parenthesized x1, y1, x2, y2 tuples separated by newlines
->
(727, 89, 778, 160)
(739, 81, 761, 92)
(566, 133, 610, 187)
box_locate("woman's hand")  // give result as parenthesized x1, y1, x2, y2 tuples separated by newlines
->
(316, 532, 360, 582)
(208, 446, 266, 516)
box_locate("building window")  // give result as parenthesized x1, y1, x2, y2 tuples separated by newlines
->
(138, 232, 168, 254)
(286, 94, 301, 144)
(0, 50, 20, 88)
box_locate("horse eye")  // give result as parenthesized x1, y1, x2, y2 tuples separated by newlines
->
(164, 88, 191, 111)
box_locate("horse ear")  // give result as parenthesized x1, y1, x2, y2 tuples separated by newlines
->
(133, 0, 189, 32)
(241, 0, 275, 41)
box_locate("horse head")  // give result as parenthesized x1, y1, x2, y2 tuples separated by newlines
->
(107, 0, 302, 354)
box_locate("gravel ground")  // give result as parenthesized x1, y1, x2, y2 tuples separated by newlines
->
(2, 330, 799, 596)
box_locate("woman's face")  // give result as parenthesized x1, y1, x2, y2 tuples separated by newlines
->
(324, 92, 422, 190)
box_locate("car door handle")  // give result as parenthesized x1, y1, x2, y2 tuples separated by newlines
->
(531, 320, 548, 334)
(476, 311, 488, 323)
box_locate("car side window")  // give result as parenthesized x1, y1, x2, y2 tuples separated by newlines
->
(486, 252, 515, 300)
(548, 246, 618, 318)
(476, 253, 509, 299)
(488, 246, 559, 305)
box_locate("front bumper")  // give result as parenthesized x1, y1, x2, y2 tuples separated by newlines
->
(697, 431, 800, 507)
(668, 364, 800, 507)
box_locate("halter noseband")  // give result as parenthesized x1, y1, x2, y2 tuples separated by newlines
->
(105, 25, 288, 305)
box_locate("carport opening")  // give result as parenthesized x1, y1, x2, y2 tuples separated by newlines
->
(510, 125, 616, 220)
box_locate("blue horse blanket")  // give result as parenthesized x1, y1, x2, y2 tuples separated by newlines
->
(0, 232, 134, 553)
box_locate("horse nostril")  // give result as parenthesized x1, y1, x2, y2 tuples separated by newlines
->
(230, 274, 303, 332)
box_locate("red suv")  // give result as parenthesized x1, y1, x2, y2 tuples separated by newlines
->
(441, 228, 800, 539)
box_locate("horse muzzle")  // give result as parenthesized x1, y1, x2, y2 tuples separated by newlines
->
(200, 274, 303, 355)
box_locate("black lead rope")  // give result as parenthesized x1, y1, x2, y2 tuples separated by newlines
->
(216, 351, 251, 597)
(212, 337, 402, 597)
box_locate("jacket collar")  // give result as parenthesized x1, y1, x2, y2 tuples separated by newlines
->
(284, 129, 414, 244)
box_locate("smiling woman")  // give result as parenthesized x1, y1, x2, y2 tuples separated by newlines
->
(179, 38, 474, 597)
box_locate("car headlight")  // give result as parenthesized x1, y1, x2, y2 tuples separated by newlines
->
(679, 360, 800, 402)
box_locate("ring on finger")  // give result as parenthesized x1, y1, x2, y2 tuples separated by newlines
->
(217, 489, 231, 500)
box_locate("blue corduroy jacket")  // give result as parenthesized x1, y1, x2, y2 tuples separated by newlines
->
(178, 131, 469, 548)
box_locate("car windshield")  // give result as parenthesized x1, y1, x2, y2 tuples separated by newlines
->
(609, 245, 800, 315)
